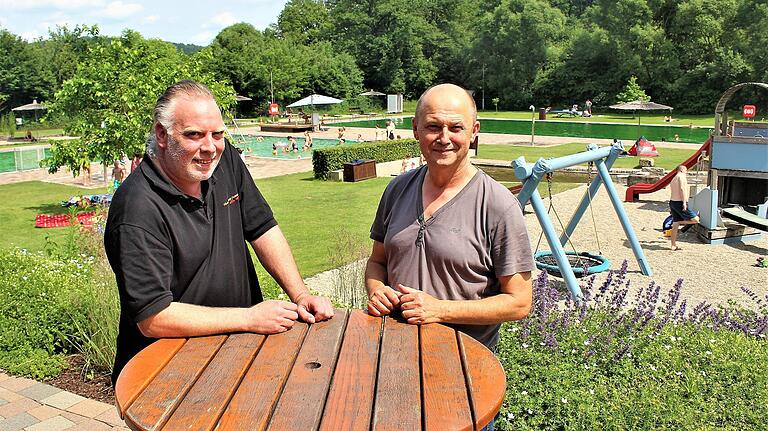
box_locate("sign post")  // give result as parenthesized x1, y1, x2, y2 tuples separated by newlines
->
(743, 105, 756, 119)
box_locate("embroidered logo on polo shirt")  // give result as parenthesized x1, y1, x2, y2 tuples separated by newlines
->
(223, 193, 240, 206)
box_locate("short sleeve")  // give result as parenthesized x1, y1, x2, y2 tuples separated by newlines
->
(105, 224, 174, 323)
(490, 196, 535, 277)
(370, 183, 393, 243)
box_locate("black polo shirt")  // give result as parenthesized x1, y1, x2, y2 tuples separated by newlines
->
(104, 142, 277, 383)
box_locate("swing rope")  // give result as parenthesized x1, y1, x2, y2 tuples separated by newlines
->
(534, 172, 586, 268)
(586, 161, 602, 255)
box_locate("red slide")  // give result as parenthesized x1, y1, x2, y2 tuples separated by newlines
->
(625, 138, 712, 202)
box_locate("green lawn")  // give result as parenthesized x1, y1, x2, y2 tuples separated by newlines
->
(256, 173, 390, 275)
(0, 182, 109, 252)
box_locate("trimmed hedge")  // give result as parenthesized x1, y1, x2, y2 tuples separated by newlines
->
(312, 139, 421, 179)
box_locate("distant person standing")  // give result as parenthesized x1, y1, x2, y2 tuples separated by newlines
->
(668, 165, 699, 250)
(585, 99, 592, 116)
(112, 160, 127, 189)
(386, 119, 395, 140)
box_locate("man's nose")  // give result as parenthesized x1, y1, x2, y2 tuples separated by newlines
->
(437, 126, 451, 143)
(200, 133, 217, 153)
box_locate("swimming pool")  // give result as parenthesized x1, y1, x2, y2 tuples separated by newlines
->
(331, 117, 712, 144)
(234, 135, 353, 160)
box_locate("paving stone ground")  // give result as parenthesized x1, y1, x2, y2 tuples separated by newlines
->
(0, 373, 128, 431)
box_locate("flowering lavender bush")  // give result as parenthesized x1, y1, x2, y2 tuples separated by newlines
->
(496, 261, 768, 430)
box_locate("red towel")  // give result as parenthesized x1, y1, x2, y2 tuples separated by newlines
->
(35, 212, 95, 228)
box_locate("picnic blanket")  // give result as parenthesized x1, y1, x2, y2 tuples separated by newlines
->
(35, 212, 95, 228)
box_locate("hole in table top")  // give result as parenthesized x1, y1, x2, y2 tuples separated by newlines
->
(305, 361, 321, 369)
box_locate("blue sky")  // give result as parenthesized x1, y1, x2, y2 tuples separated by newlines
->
(0, 0, 288, 45)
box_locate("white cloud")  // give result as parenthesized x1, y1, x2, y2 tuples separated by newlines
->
(143, 15, 159, 24)
(20, 31, 43, 41)
(0, 0, 103, 10)
(191, 30, 213, 45)
(97, 1, 143, 19)
(209, 11, 237, 28)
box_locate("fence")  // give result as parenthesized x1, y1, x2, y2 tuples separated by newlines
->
(0, 146, 51, 173)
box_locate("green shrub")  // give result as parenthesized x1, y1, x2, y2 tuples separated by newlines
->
(312, 138, 420, 179)
(0, 247, 94, 378)
(496, 264, 768, 430)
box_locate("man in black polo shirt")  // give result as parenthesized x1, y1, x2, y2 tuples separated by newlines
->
(105, 81, 334, 384)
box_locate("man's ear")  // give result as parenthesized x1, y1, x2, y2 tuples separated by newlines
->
(412, 119, 419, 140)
(155, 123, 168, 150)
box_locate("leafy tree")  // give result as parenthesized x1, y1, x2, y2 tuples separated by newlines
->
(276, 0, 333, 45)
(616, 76, 650, 103)
(473, 0, 568, 108)
(329, 0, 447, 97)
(0, 30, 56, 110)
(44, 30, 234, 177)
(208, 23, 362, 110)
(37, 25, 102, 91)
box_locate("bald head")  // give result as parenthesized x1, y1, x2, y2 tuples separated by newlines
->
(415, 84, 477, 123)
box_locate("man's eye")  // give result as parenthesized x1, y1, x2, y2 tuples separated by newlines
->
(184, 132, 203, 139)
(450, 126, 464, 132)
(212, 131, 225, 139)
(427, 125, 441, 132)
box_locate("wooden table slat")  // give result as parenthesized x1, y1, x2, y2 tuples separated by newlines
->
(459, 333, 506, 429)
(319, 310, 382, 431)
(371, 316, 421, 431)
(216, 324, 309, 431)
(267, 309, 349, 431)
(125, 335, 227, 431)
(420, 324, 474, 431)
(115, 338, 186, 417)
(162, 333, 265, 431)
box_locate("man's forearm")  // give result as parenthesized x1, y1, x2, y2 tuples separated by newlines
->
(251, 226, 310, 302)
(364, 259, 388, 296)
(138, 302, 248, 338)
(437, 294, 531, 325)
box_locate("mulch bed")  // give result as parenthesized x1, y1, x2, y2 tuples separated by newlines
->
(48, 355, 115, 405)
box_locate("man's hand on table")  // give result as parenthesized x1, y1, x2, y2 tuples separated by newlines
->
(245, 300, 299, 333)
(295, 293, 334, 324)
(367, 285, 402, 317)
(397, 284, 445, 325)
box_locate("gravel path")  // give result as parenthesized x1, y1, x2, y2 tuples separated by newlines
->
(523, 183, 767, 308)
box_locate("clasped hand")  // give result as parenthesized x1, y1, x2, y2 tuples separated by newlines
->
(246, 295, 334, 334)
(367, 284, 443, 325)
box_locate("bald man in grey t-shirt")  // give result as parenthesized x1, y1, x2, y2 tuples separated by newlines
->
(365, 84, 534, 350)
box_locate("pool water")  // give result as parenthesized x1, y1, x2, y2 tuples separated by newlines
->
(233, 135, 353, 160)
(332, 117, 712, 144)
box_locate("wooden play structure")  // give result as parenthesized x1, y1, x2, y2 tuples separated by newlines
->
(690, 82, 768, 244)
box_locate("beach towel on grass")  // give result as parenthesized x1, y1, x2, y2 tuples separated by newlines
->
(35, 212, 95, 228)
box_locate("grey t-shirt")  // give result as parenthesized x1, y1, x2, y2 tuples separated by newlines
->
(371, 166, 534, 349)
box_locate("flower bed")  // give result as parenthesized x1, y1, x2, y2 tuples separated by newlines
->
(496, 262, 767, 430)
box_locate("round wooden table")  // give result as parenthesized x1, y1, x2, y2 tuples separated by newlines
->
(115, 309, 506, 431)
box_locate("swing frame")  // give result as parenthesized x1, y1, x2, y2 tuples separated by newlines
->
(512, 142, 653, 301)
